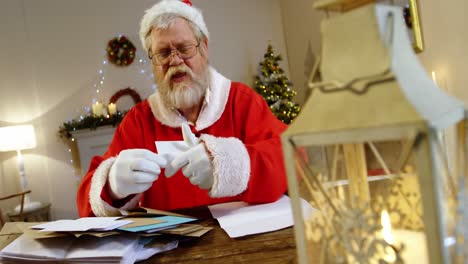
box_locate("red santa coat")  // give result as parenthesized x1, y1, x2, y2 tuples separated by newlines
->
(77, 67, 288, 217)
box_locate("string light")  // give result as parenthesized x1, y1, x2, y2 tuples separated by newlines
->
(136, 53, 157, 91)
(62, 46, 156, 184)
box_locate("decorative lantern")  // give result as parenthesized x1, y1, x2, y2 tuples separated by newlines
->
(282, 2, 467, 263)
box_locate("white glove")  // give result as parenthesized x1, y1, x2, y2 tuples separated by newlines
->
(108, 149, 167, 199)
(165, 123, 214, 190)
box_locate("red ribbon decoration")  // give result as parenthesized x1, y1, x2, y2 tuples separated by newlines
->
(181, 0, 192, 6)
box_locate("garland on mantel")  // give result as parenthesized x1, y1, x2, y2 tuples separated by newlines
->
(59, 89, 142, 139)
(58, 111, 126, 139)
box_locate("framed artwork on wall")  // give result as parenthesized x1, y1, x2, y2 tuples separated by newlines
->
(382, 0, 424, 53)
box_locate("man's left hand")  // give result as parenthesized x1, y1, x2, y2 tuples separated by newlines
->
(165, 123, 214, 190)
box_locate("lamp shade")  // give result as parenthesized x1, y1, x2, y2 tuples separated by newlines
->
(0, 125, 37, 152)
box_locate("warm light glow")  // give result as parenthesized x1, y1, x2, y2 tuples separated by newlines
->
(0, 125, 37, 152)
(337, 185, 345, 200)
(381, 210, 394, 245)
(431, 71, 438, 85)
(92, 101, 104, 116)
(107, 103, 117, 115)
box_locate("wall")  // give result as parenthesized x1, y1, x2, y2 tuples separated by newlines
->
(0, 0, 289, 219)
(417, 0, 468, 102)
(279, 0, 468, 218)
(280, 0, 468, 106)
(279, 0, 323, 106)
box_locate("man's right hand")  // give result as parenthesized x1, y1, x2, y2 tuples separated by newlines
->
(108, 149, 168, 200)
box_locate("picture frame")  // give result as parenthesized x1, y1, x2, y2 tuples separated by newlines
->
(383, 0, 424, 53)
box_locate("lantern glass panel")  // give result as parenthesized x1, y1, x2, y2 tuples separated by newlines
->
(286, 132, 464, 263)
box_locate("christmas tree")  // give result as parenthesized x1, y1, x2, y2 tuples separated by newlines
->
(254, 44, 300, 124)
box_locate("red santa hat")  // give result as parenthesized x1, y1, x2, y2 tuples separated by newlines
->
(139, 0, 209, 52)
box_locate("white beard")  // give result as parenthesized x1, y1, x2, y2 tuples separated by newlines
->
(156, 64, 210, 109)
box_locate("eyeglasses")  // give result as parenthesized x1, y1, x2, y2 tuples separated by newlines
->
(148, 42, 200, 65)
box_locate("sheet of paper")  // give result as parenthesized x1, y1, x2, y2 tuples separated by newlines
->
(136, 239, 179, 262)
(64, 235, 138, 259)
(119, 217, 165, 229)
(142, 207, 192, 218)
(0, 226, 179, 263)
(31, 217, 133, 232)
(208, 195, 316, 238)
(72, 231, 120, 238)
(144, 225, 179, 233)
(0, 234, 140, 263)
(155, 141, 188, 156)
(21, 227, 68, 240)
(120, 207, 190, 218)
(159, 224, 204, 235)
(118, 216, 197, 233)
(182, 227, 213, 237)
(0, 234, 73, 259)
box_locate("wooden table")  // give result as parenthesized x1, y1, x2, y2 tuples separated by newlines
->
(0, 207, 298, 264)
(140, 207, 298, 264)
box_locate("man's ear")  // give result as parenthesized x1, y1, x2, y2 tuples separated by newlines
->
(202, 37, 208, 52)
(199, 37, 209, 59)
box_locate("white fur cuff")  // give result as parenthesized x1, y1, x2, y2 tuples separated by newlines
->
(200, 134, 251, 198)
(89, 157, 141, 216)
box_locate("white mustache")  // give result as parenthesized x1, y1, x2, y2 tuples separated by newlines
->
(164, 66, 194, 83)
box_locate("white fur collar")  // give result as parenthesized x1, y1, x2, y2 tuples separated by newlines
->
(148, 67, 231, 130)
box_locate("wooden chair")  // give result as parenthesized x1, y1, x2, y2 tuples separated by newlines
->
(0, 190, 31, 228)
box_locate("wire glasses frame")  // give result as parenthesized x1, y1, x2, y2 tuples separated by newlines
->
(148, 42, 201, 65)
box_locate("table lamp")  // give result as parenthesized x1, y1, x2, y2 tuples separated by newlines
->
(0, 125, 42, 212)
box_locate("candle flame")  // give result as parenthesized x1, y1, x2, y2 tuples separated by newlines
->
(337, 186, 345, 200)
(381, 210, 394, 245)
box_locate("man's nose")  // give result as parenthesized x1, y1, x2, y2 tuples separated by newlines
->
(168, 51, 184, 66)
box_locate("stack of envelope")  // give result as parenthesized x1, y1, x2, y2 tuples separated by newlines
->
(0, 208, 212, 264)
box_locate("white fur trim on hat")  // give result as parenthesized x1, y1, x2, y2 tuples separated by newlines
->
(140, 0, 209, 52)
(200, 134, 251, 198)
(89, 157, 142, 216)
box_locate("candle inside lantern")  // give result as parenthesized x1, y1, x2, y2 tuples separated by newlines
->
(381, 210, 396, 262)
(92, 102, 104, 116)
(108, 103, 117, 115)
(381, 210, 394, 245)
(380, 210, 428, 263)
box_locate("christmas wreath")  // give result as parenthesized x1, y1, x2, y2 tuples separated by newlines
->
(106, 35, 136, 67)
(109, 87, 142, 105)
